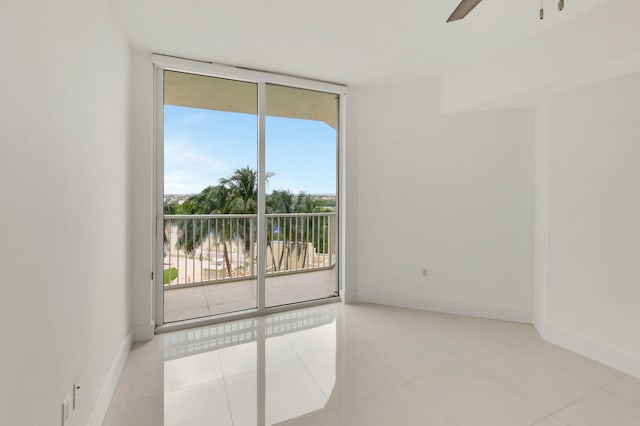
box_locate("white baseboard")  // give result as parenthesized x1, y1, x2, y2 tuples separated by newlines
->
(534, 319, 640, 380)
(342, 289, 359, 304)
(133, 321, 155, 342)
(355, 289, 533, 323)
(88, 330, 133, 426)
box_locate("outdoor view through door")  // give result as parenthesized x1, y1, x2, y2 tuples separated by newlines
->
(265, 84, 338, 307)
(162, 70, 339, 323)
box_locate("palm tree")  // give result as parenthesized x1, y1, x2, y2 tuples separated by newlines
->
(290, 192, 319, 268)
(265, 190, 320, 271)
(220, 167, 259, 212)
(266, 190, 294, 272)
(171, 167, 328, 278)
(218, 167, 259, 276)
(163, 203, 178, 256)
(292, 191, 317, 214)
(174, 167, 262, 278)
(267, 189, 294, 214)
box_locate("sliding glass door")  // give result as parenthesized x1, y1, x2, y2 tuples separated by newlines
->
(162, 71, 258, 322)
(155, 59, 343, 326)
(265, 84, 339, 307)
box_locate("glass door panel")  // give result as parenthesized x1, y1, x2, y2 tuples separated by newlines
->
(163, 71, 258, 322)
(264, 84, 339, 308)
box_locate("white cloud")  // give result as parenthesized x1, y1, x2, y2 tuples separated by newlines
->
(164, 136, 230, 194)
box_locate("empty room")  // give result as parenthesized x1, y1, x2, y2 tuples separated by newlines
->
(1, 0, 639, 425)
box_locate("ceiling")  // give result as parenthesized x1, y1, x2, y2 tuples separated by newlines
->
(111, 0, 610, 86)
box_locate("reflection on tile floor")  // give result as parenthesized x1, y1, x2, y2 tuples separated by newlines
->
(104, 303, 640, 426)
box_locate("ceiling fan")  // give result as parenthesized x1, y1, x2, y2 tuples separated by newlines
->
(446, 0, 565, 22)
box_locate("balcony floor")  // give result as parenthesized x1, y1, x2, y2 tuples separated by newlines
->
(163, 269, 337, 323)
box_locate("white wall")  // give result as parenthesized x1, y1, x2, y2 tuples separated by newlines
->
(348, 80, 535, 321)
(534, 73, 640, 378)
(0, 1, 132, 425)
(129, 51, 156, 340)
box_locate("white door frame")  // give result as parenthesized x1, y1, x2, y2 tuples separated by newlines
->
(152, 55, 348, 332)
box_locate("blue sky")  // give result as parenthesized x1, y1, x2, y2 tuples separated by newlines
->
(164, 106, 337, 195)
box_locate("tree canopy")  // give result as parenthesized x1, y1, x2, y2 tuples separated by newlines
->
(164, 167, 332, 278)
(166, 167, 324, 216)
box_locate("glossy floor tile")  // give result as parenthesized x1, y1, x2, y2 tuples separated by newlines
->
(104, 303, 640, 426)
(470, 339, 620, 413)
(554, 390, 640, 426)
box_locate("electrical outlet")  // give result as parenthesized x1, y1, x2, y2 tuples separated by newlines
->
(73, 382, 80, 410)
(61, 393, 71, 425)
(422, 268, 429, 278)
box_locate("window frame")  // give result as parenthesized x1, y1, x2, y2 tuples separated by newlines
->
(152, 55, 348, 332)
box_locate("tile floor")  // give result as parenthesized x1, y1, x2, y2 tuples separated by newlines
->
(104, 303, 640, 426)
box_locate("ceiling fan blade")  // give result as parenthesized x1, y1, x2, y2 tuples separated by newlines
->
(447, 0, 483, 22)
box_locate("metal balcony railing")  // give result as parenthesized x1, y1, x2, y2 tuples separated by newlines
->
(163, 212, 336, 289)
